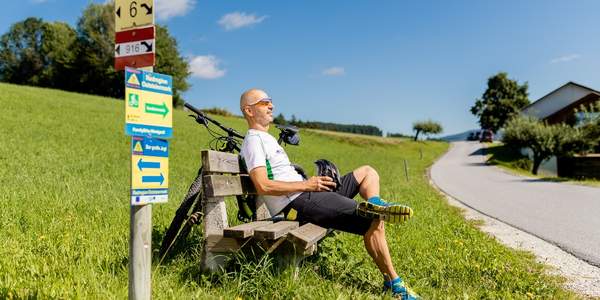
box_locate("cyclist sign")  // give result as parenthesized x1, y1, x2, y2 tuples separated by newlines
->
(125, 67, 173, 138)
(131, 136, 168, 205)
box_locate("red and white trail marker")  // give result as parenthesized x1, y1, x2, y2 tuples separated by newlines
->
(114, 26, 155, 71)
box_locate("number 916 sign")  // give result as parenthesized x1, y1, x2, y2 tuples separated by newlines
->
(115, 0, 154, 32)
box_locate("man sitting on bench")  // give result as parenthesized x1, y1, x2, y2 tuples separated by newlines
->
(239, 88, 419, 300)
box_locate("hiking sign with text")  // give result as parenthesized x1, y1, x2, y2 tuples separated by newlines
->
(124, 67, 173, 139)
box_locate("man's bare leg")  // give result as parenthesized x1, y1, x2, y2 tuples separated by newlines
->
(353, 166, 399, 281)
(353, 165, 380, 200)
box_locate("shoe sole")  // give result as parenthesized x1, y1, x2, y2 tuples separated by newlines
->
(357, 202, 413, 223)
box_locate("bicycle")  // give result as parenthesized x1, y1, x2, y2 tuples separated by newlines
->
(158, 102, 304, 259)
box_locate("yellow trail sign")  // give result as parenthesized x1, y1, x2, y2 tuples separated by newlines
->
(115, 0, 154, 32)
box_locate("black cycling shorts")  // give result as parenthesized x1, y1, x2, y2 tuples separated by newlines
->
(282, 172, 374, 236)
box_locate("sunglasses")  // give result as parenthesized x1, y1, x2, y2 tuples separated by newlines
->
(249, 97, 273, 107)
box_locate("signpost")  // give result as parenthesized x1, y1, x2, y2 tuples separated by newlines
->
(125, 67, 173, 138)
(115, 26, 155, 70)
(115, 1, 165, 299)
(131, 136, 169, 205)
(124, 66, 171, 300)
(115, 0, 154, 32)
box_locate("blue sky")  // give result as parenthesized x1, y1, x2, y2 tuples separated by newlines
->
(4, 0, 600, 135)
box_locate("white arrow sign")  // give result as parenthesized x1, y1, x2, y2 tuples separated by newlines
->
(115, 39, 154, 58)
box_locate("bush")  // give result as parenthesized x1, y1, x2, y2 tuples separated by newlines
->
(502, 116, 590, 175)
(200, 107, 235, 117)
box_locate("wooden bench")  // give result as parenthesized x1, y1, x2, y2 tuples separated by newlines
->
(199, 150, 329, 274)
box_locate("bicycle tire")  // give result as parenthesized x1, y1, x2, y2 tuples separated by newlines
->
(159, 167, 204, 258)
(171, 191, 205, 252)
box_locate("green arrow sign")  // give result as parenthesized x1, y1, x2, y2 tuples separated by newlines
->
(145, 102, 169, 117)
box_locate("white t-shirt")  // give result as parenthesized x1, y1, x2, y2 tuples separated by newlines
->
(240, 129, 304, 216)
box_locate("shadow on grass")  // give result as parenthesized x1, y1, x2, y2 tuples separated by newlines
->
(485, 144, 532, 171)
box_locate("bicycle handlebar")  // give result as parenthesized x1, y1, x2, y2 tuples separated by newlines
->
(184, 102, 244, 139)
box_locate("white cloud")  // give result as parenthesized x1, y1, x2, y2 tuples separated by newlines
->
(218, 12, 267, 31)
(322, 67, 345, 76)
(155, 0, 195, 21)
(550, 54, 580, 64)
(189, 55, 226, 79)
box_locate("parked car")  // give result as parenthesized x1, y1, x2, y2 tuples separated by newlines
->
(467, 131, 480, 141)
(479, 129, 494, 142)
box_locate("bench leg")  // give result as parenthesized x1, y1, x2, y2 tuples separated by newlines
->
(200, 196, 228, 273)
(274, 243, 317, 279)
(200, 249, 228, 273)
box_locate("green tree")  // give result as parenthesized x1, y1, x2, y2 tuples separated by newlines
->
(471, 72, 530, 133)
(273, 113, 286, 125)
(0, 18, 46, 85)
(75, 2, 189, 105)
(412, 120, 443, 141)
(503, 117, 588, 175)
(40, 21, 78, 90)
(75, 2, 122, 97)
(0, 18, 78, 89)
(155, 25, 189, 107)
(574, 101, 600, 152)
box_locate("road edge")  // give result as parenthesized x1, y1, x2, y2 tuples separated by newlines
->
(426, 142, 600, 298)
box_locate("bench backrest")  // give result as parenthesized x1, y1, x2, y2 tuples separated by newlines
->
(201, 150, 256, 197)
(201, 150, 270, 220)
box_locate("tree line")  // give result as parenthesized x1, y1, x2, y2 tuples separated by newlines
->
(273, 113, 383, 136)
(0, 3, 190, 106)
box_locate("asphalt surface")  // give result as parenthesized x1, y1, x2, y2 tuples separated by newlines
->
(430, 141, 600, 266)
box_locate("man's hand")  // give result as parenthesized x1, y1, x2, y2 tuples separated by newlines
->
(305, 176, 337, 192)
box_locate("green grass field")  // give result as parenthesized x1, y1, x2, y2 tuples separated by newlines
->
(0, 83, 577, 299)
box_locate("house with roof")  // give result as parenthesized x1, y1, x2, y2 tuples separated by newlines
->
(521, 81, 600, 178)
(522, 81, 600, 125)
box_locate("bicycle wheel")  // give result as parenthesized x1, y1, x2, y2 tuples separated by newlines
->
(159, 167, 204, 258)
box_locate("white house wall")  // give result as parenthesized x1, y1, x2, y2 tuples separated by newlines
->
(522, 84, 591, 119)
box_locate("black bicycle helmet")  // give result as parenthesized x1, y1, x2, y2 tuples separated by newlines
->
(314, 159, 342, 192)
(275, 124, 300, 146)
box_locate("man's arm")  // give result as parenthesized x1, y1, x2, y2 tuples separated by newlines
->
(249, 166, 337, 196)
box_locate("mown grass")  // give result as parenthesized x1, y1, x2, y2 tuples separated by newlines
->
(485, 143, 600, 187)
(0, 83, 577, 299)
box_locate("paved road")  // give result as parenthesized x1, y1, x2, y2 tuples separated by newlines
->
(431, 141, 600, 266)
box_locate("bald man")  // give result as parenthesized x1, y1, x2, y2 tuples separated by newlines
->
(239, 88, 419, 299)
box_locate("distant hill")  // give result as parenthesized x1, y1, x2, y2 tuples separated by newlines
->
(439, 129, 477, 142)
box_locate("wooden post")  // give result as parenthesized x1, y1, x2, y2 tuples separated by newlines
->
(129, 204, 151, 300)
(403, 159, 409, 181)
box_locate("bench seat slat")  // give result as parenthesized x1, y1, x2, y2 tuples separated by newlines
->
(223, 221, 273, 238)
(288, 223, 328, 249)
(254, 221, 299, 240)
(205, 234, 247, 253)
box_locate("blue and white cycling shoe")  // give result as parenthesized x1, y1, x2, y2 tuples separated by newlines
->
(357, 197, 414, 224)
(384, 277, 420, 300)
